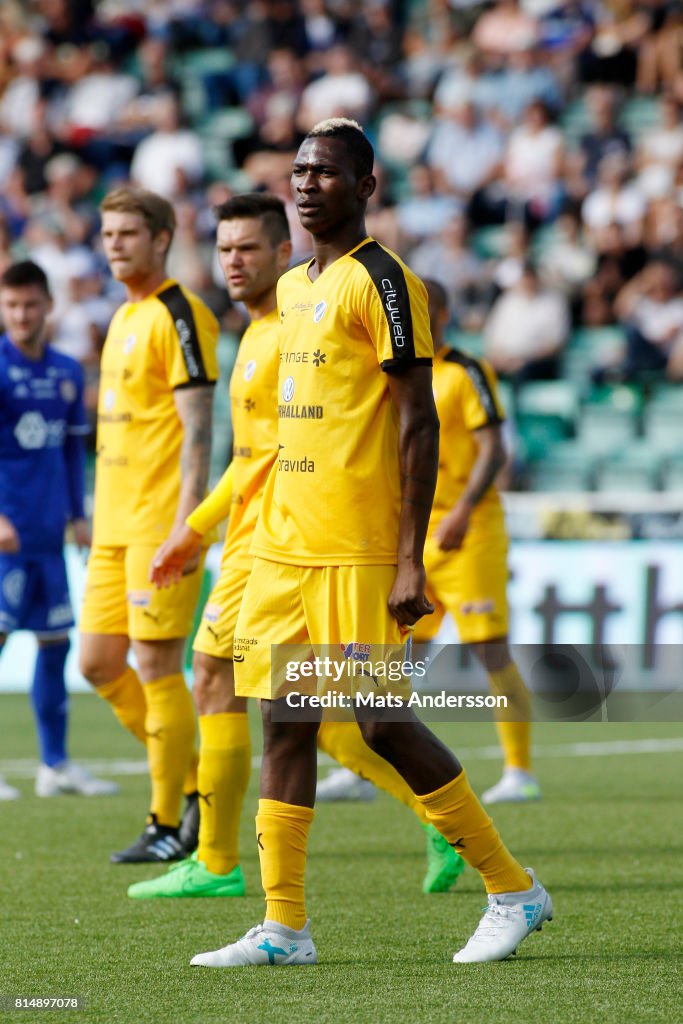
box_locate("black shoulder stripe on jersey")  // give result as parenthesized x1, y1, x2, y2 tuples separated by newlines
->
(350, 240, 416, 362)
(156, 283, 208, 384)
(444, 348, 504, 424)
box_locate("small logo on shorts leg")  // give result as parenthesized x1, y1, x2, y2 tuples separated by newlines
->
(127, 590, 151, 607)
(340, 642, 371, 662)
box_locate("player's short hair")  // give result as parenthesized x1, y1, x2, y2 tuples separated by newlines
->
(422, 278, 449, 312)
(0, 260, 51, 295)
(214, 192, 291, 247)
(100, 186, 176, 241)
(306, 118, 375, 178)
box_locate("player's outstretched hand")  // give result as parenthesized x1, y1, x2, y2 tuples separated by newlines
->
(388, 563, 434, 627)
(150, 524, 203, 588)
(72, 517, 91, 551)
(0, 514, 20, 554)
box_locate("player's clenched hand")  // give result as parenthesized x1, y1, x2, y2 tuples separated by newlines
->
(149, 524, 203, 588)
(435, 501, 471, 551)
(388, 563, 434, 627)
(72, 518, 91, 551)
(0, 514, 20, 554)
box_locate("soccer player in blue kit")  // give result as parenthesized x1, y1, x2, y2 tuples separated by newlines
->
(0, 261, 117, 800)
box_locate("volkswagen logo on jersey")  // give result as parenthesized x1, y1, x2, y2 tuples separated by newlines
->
(313, 300, 327, 323)
(282, 376, 295, 402)
(123, 334, 137, 353)
(104, 389, 115, 411)
(244, 359, 257, 381)
(14, 411, 48, 449)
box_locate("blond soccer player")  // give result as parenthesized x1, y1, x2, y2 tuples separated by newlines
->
(79, 187, 219, 863)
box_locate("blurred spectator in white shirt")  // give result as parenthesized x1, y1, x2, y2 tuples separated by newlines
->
(130, 95, 204, 199)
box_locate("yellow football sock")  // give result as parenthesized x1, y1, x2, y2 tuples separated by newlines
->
(317, 721, 429, 825)
(96, 666, 146, 744)
(256, 798, 314, 930)
(143, 674, 196, 828)
(488, 662, 532, 771)
(196, 712, 251, 875)
(416, 770, 530, 894)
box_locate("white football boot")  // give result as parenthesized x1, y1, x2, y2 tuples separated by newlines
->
(481, 769, 541, 805)
(316, 767, 376, 802)
(35, 762, 119, 797)
(191, 919, 318, 967)
(0, 774, 21, 800)
(453, 868, 553, 963)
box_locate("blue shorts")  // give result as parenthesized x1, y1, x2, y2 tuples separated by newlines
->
(0, 553, 74, 638)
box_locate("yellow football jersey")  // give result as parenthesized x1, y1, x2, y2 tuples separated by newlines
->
(251, 237, 434, 567)
(430, 346, 506, 529)
(221, 309, 280, 569)
(93, 279, 219, 545)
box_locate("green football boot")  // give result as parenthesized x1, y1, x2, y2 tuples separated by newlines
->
(127, 853, 245, 899)
(422, 823, 466, 894)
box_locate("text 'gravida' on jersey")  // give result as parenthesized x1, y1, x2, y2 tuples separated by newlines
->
(251, 238, 434, 567)
(93, 279, 219, 545)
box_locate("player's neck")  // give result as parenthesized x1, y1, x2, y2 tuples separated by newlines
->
(124, 268, 169, 303)
(10, 334, 46, 362)
(245, 287, 277, 322)
(309, 223, 369, 280)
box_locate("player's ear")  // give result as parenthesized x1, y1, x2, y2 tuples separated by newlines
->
(357, 174, 376, 202)
(278, 239, 293, 271)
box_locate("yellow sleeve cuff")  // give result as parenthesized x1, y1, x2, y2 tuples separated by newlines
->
(186, 462, 233, 536)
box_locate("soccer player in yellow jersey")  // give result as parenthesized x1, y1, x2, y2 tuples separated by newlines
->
(78, 187, 219, 863)
(318, 278, 540, 805)
(126, 193, 292, 898)
(191, 119, 553, 968)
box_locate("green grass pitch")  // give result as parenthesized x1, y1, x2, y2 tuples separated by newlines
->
(2, 694, 682, 1024)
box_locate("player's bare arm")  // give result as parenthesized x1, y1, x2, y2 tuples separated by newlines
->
(436, 423, 506, 552)
(172, 384, 214, 572)
(387, 364, 439, 627)
(0, 513, 20, 554)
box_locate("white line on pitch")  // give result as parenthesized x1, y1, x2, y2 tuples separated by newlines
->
(1, 737, 682, 778)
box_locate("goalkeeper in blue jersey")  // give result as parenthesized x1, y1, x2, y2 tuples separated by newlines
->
(0, 261, 117, 800)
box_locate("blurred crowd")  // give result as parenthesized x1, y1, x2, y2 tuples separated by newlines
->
(3, 0, 683, 416)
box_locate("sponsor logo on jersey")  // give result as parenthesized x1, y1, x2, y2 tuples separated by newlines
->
(380, 277, 406, 348)
(243, 359, 257, 381)
(2, 569, 26, 608)
(7, 366, 26, 381)
(176, 318, 199, 377)
(123, 334, 136, 354)
(313, 300, 327, 323)
(13, 385, 29, 398)
(340, 642, 371, 662)
(278, 404, 323, 419)
(127, 590, 151, 607)
(47, 602, 73, 628)
(203, 603, 222, 623)
(60, 379, 77, 403)
(459, 599, 495, 615)
(14, 411, 48, 449)
(282, 376, 295, 402)
(312, 349, 326, 367)
(278, 455, 315, 472)
(104, 389, 115, 411)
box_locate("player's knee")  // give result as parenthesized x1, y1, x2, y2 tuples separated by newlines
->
(78, 648, 123, 687)
(192, 652, 240, 714)
(358, 719, 396, 758)
(261, 702, 318, 755)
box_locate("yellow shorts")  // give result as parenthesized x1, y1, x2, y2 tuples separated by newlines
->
(233, 558, 408, 700)
(80, 544, 205, 641)
(414, 527, 510, 645)
(192, 564, 251, 660)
